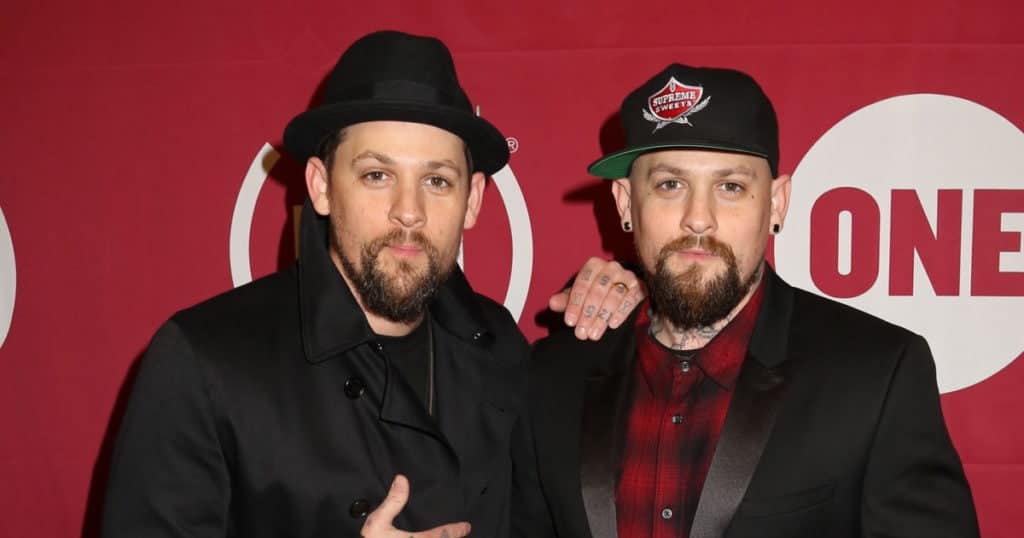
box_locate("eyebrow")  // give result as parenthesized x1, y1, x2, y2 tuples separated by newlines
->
(351, 151, 463, 174)
(712, 165, 758, 179)
(644, 162, 760, 180)
(351, 151, 395, 166)
(425, 159, 463, 174)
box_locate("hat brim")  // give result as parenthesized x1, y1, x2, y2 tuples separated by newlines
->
(587, 141, 772, 179)
(284, 100, 510, 176)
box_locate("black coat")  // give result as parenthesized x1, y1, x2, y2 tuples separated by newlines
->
(102, 204, 530, 538)
(515, 268, 978, 538)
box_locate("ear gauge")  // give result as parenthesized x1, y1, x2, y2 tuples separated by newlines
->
(622, 221, 632, 232)
(772, 223, 780, 234)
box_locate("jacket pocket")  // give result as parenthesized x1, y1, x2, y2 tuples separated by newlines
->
(734, 482, 836, 519)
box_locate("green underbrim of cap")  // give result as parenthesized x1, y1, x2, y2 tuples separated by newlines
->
(587, 142, 771, 179)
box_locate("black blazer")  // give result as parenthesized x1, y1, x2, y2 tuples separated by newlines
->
(517, 268, 978, 538)
(102, 203, 530, 538)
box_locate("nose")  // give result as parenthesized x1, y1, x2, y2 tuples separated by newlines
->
(388, 179, 426, 229)
(681, 188, 716, 236)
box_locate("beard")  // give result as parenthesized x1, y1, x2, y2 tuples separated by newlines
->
(335, 227, 452, 324)
(645, 235, 762, 330)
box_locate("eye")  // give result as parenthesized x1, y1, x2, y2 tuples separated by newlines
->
(424, 175, 453, 190)
(719, 181, 745, 194)
(362, 170, 388, 183)
(656, 179, 683, 191)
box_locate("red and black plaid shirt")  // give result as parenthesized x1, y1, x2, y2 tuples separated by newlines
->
(615, 281, 764, 538)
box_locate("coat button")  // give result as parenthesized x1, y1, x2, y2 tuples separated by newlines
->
(344, 377, 365, 399)
(349, 498, 371, 518)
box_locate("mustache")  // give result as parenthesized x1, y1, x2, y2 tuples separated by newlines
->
(660, 234, 733, 258)
(367, 228, 432, 254)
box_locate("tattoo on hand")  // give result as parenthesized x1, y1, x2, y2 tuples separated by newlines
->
(580, 269, 593, 281)
(598, 275, 610, 286)
(584, 305, 596, 317)
(598, 308, 610, 320)
(619, 301, 633, 313)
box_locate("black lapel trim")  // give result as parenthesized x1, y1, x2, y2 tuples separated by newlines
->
(578, 310, 639, 538)
(689, 265, 795, 537)
(689, 359, 787, 538)
(746, 265, 794, 368)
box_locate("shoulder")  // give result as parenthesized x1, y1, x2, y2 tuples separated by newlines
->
(789, 287, 921, 351)
(171, 267, 297, 329)
(154, 267, 300, 362)
(783, 286, 936, 392)
(531, 311, 639, 376)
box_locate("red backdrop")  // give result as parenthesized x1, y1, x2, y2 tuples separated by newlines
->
(1, 1, 1022, 536)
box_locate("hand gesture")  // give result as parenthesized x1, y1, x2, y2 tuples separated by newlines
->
(360, 475, 471, 538)
(549, 257, 645, 341)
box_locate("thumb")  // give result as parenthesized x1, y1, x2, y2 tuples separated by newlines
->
(548, 288, 570, 313)
(422, 521, 472, 538)
(361, 475, 409, 532)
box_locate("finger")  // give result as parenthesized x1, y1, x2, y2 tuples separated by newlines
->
(563, 257, 604, 327)
(360, 475, 409, 533)
(421, 521, 472, 538)
(573, 261, 627, 340)
(547, 287, 571, 313)
(586, 266, 647, 338)
(604, 269, 646, 330)
(606, 280, 646, 330)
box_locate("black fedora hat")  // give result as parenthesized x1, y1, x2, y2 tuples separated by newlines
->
(283, 30, 509, 176)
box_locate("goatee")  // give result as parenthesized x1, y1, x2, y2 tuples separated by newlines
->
(337, 228, 451, 324)
(646, 235, 761, 330)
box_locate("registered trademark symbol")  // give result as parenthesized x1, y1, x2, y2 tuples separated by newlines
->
(506, 137, 519, 153)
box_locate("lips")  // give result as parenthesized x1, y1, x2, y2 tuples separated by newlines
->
(386, 243, 424, 257)
(679, 248, 716, 256)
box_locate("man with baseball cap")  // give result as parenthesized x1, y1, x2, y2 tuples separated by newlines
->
(101, 31, 641, 538)
(516, 64, 979, 537)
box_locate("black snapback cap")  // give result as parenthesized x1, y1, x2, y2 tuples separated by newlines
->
(589, 63, 779, 178)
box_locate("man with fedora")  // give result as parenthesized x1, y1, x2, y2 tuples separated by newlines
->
(101, 31, 642, 538)
(514, 64, 979, 537)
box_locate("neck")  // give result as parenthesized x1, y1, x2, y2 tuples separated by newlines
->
(364, 311, 422, 337)
(649, 264, 764, 350)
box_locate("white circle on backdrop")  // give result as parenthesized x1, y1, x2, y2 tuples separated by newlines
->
(229, 144, 534, 321)
(0, 205, 14, 348)
(775, 94, 1024, 393)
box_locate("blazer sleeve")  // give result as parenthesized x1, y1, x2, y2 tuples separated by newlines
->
(860, 334, 980, 537)
(101, 320, 231, 538)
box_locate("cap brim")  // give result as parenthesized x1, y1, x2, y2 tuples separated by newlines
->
(284, 100, 510, 176)
(587, 141, 771, 179)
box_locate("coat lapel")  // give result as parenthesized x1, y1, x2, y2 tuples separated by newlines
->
(689, 359, 786, 538)
(690, 267, 795, 538)
(578, 314, 638, 538)
(579, 372, 630, 538)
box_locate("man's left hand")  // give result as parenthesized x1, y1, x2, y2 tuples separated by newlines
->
(549, 257, 645, 341)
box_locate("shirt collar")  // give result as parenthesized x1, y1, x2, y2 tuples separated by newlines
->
(634, 276, 766, 396)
